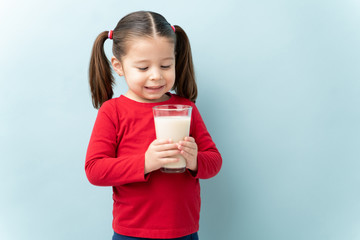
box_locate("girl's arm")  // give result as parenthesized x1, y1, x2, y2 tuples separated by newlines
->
(85, 102, 148, 187)
(190, 104, 222, 179)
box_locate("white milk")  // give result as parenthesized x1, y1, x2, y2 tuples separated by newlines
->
(154, 116, 191, 169)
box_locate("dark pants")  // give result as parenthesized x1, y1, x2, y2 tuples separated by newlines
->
(112, 232, 199, 240)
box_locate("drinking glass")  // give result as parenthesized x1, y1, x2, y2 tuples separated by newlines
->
(153, 105, 192, 173)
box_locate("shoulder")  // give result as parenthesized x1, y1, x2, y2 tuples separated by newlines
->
(96, 97, 123, 121)
(99, 98, 117, 112)
(170, 93, 196, 106)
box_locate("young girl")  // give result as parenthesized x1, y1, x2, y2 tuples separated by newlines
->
(86, 11, 222, 240)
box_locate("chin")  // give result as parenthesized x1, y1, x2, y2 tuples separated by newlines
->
(147, 94, 168, 102)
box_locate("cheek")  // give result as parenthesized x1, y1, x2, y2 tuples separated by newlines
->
(126, 70, 143, 82)
(167, 70, 176, 83)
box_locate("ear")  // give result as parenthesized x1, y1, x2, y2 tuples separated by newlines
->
(111, 56, 124, 76)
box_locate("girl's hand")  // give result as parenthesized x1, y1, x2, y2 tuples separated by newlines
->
(144, 139, 180, 174)
(178, 137, 198, 172)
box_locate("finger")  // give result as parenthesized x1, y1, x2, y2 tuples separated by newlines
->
(158, 149, 180, 158)
(153, 138, 173, 145)
(180, 148, 195, 158)
(161, 157, 179, 164)
(178, 141, 197, 150)
(178, 143, 196, 155)
(156, 143, 179, 152)
(184, 136, 195, 142)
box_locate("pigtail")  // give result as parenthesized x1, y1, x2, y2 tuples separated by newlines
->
(173, 25, 198, 102)
(89, 31, 114, 109)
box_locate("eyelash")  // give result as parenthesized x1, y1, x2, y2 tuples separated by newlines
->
(138, 65, 171, 71)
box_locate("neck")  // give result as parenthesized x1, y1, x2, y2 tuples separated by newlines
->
(124, 92, 171, 103)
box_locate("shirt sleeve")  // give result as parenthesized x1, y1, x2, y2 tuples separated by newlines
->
(85, 101, 149, 186)
(190, 104, 222, 179)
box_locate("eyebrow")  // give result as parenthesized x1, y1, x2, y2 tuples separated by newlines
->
(134, 57, 175, 64)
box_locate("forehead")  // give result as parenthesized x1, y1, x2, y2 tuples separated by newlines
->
(124, 36, 175, 61)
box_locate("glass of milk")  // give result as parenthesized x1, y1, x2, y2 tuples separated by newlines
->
(153, 105, 192, 173)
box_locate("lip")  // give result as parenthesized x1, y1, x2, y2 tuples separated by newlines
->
(145, 85, 164, 89)
(144, 85, 164, 92)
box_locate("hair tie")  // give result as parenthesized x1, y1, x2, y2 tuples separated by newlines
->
(108, 30, 113, 40)
(171, 25, 176, 33)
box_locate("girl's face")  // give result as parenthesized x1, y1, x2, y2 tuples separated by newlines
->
(112, 36, 176, 103)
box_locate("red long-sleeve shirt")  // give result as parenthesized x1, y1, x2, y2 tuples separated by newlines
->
(85, 93, 222, 239)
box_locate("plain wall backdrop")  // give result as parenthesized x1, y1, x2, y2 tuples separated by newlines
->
(1, 0, 360, 239)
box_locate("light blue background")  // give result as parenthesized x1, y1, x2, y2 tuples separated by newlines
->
(1, 0, 359, 239)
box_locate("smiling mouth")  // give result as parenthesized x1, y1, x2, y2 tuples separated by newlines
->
(145, 86, 164, 90)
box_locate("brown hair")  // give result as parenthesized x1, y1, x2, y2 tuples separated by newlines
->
(89, 11, 197, 109)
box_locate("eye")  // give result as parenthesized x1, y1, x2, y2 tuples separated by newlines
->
(161, 65, 171, 69)
(138, 67, 148, 71)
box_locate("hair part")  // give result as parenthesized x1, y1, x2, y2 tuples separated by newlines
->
(88, 11, 197, 109)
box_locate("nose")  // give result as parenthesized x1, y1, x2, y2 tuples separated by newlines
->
(149, 67, 162, 81)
